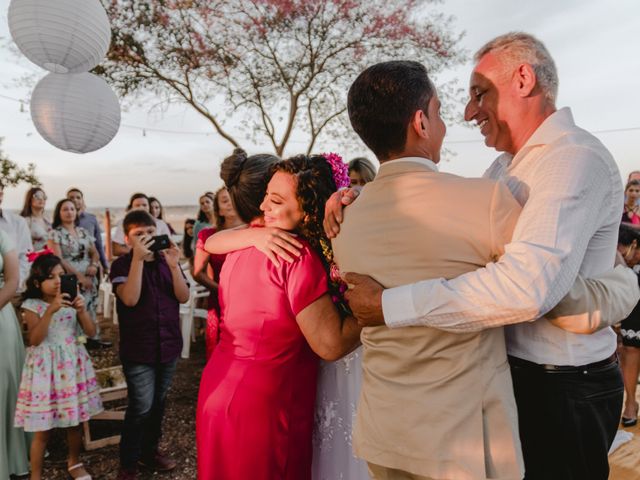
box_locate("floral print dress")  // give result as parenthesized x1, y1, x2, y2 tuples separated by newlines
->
(25, 216, 52, 251)
(49, 227, 98, 320)
(14, 299, 103, 432)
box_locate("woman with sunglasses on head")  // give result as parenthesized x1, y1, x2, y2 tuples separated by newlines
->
(20, 187, 51, 251)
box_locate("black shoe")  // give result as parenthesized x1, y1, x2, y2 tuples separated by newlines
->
(138, 451, 177, 472)
(621, 416, 638, 427)
(86, 338, 113, 350)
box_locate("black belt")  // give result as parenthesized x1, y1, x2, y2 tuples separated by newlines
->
(508, 353, 618, 374)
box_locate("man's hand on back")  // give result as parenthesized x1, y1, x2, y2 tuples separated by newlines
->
(343, 272, 386, 327)
(323, 188, 361, 238)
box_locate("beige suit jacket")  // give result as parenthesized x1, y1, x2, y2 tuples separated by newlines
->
(332, 160, 524, 480)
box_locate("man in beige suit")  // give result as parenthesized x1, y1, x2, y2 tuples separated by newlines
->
(331, 60, 524, 480)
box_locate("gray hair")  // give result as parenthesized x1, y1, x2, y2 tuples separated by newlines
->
(475, 32, 558, 104)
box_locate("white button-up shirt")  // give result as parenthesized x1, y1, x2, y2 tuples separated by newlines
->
(0, 209, 34, 285)
(382, 108, 621, 365)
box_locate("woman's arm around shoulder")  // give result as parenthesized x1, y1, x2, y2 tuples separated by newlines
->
(204, 226, 303, 267)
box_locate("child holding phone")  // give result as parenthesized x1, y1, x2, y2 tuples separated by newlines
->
(14, 253, 103, 480)
(109, 210, 189, 479)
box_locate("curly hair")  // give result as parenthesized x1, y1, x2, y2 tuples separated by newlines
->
(272, 155, 349, 315)
(272, 154, 336, 252)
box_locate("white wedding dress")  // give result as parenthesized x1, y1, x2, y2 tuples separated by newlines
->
(312, 346, 370, 480)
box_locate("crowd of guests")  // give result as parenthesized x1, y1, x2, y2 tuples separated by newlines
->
(2, 31, 640, 480)
(0, 153, 374, 479)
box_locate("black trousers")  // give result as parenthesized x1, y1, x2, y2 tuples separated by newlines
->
(510, 357, 623, 480)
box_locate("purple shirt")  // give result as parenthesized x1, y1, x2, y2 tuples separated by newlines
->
(110, 253, 183, 364)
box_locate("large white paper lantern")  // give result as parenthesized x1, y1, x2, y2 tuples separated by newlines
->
(30, 72, 121, 154)
(8, 0, 111, 73)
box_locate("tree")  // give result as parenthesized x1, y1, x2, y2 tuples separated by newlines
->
(97, 0, 464, 156)
(0, 138, 40, 188)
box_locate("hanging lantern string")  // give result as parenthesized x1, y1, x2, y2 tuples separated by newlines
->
(0, 93, 638, 142)
(0, 93, 25, 103)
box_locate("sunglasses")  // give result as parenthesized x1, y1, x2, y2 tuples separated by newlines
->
(33, 192, 47, 201)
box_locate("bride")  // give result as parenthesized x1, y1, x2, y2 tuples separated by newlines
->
(313, 348, 368, 479)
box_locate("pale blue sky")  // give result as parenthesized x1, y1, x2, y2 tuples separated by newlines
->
(0, 0, 638, 208)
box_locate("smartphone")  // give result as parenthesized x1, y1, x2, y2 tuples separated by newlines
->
(60, 274, 78, 301)
(148, 234, 171, 252)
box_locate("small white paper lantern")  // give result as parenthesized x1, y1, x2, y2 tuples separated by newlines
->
(30, 72, 121, 154)
(8, 0, 111, 73)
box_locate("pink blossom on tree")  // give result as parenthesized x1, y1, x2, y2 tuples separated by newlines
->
(97, 0, 464, 156)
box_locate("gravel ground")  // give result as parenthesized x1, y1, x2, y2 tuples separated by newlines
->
(43, 316, 205, 479)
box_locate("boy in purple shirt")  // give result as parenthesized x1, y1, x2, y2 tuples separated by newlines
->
(109, 210, 189, 480)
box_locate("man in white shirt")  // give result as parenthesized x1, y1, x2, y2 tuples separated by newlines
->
(328, 33, 627, 479)
(0, 182, 33, 286)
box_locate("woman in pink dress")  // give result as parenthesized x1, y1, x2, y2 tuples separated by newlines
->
(197, 149, 360, 480)
(193, 186, 244, 359)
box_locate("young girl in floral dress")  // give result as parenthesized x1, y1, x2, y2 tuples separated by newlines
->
(14, 254, 103, 480)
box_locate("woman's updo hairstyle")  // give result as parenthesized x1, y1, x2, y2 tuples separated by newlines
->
(220, 148, 279, 223)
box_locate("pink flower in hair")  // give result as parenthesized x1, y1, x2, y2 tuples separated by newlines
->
(323, 152, 350, 189)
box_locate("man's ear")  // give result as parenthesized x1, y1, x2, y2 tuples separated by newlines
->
(411, 110, 429, 139)
(514, 63, 537, 97)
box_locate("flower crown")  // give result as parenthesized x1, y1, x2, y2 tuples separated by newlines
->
(322, 152, 350, 189)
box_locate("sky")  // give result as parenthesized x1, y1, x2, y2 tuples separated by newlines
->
(0, 0, 638, 209)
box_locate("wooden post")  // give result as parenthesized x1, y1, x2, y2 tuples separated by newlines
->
(105, 208, 112, 261)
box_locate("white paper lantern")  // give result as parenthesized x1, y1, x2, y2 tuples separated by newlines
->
(30, 72, 121, 154)
(8, 0, 111, 73)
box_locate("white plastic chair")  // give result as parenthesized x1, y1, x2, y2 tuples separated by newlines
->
(111, 292, 118, 325)
(99, 281, 113, 319)
(179, 262, 209, 359)
(180, 288, 209, 359)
